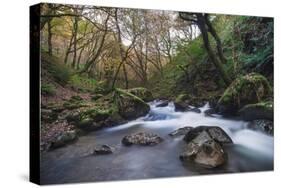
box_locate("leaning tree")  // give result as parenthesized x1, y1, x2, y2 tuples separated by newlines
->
(179, 12, 231, 85)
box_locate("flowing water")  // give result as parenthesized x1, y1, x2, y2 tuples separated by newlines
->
(40, 100, 274, 184)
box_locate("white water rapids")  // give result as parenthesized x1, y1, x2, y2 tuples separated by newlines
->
(106, 100, 273, 158)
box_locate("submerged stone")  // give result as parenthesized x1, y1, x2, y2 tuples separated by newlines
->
(93, 145, 113, 155)
(50, 130, 78, 149)
(122, 132, 163, 146)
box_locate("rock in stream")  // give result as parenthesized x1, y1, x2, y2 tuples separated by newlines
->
(122, 132, 163, 146)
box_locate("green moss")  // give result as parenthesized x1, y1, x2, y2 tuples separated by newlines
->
(175, 94, 191, 103)
(91, 94, 103, 101)
(92, 80, 111, 95)
(238, 100, 273, 120)
(115, 88, 146, 103)
(218, 73, 272, 109)
(81, 107, 115, 121)
(41, 83, 55, 95)
(42, 53, 72, 86)
(242, 101, 273, 111)
(114, 88, 150, 120)
(63, 95, 87, 110)
(126, 87, 153, 102)
(69, 95, 83, 102)
(69, 74, 97, 92)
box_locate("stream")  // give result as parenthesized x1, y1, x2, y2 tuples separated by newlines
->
(40, 100, 274, 184)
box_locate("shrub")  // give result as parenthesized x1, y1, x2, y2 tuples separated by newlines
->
(69, 74, 97, 92)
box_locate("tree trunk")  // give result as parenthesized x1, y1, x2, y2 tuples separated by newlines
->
(111, 9, 128, 89)
(71, 16, 78, 68)
(196, 14, 231, 85)
(76, 47, 85, 70)
(205, 15, 227, 64)
(122, 63, 129, 89)
(64, 35, 74, 64)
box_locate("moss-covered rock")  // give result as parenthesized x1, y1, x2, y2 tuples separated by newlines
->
(174, 93, 205, 111)
(66, 101, 125, 131)
(174, 94, 191, 111)
(175, 94, 191, 103)
(66, 89, 150, 131)
(217, 73, 272, 114)
(238, 101, 273, 120)
(126, 87, 154, 102)
(115, 88, 150, 120)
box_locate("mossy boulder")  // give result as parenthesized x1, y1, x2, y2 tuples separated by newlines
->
(174, 94, 192, 111)
(175, 94, 191, 103)
(115, 88, 150, 120)
(174, 93, 205, 111)
(217, 73, 272, 114)
(67, 104, 125, 131)
(126, 87, 153, 102)
(66, 89, 150, 131)
(238, 101, 273, 121)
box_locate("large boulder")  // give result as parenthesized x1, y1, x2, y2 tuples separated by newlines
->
(238, 101, 273, 121)
(217, 73, 272, 115)
(180, 131, 226, 168)
(183, 126, 233, 144)
(126, 87, 153, 102)
(66, 106, 125, 132)
(115, 88, 150, 120)
(122, 132, 163, 146)
(174, 94, 191, 112)
(66, 89, 150, 131)
(174, 94, 205, 112)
